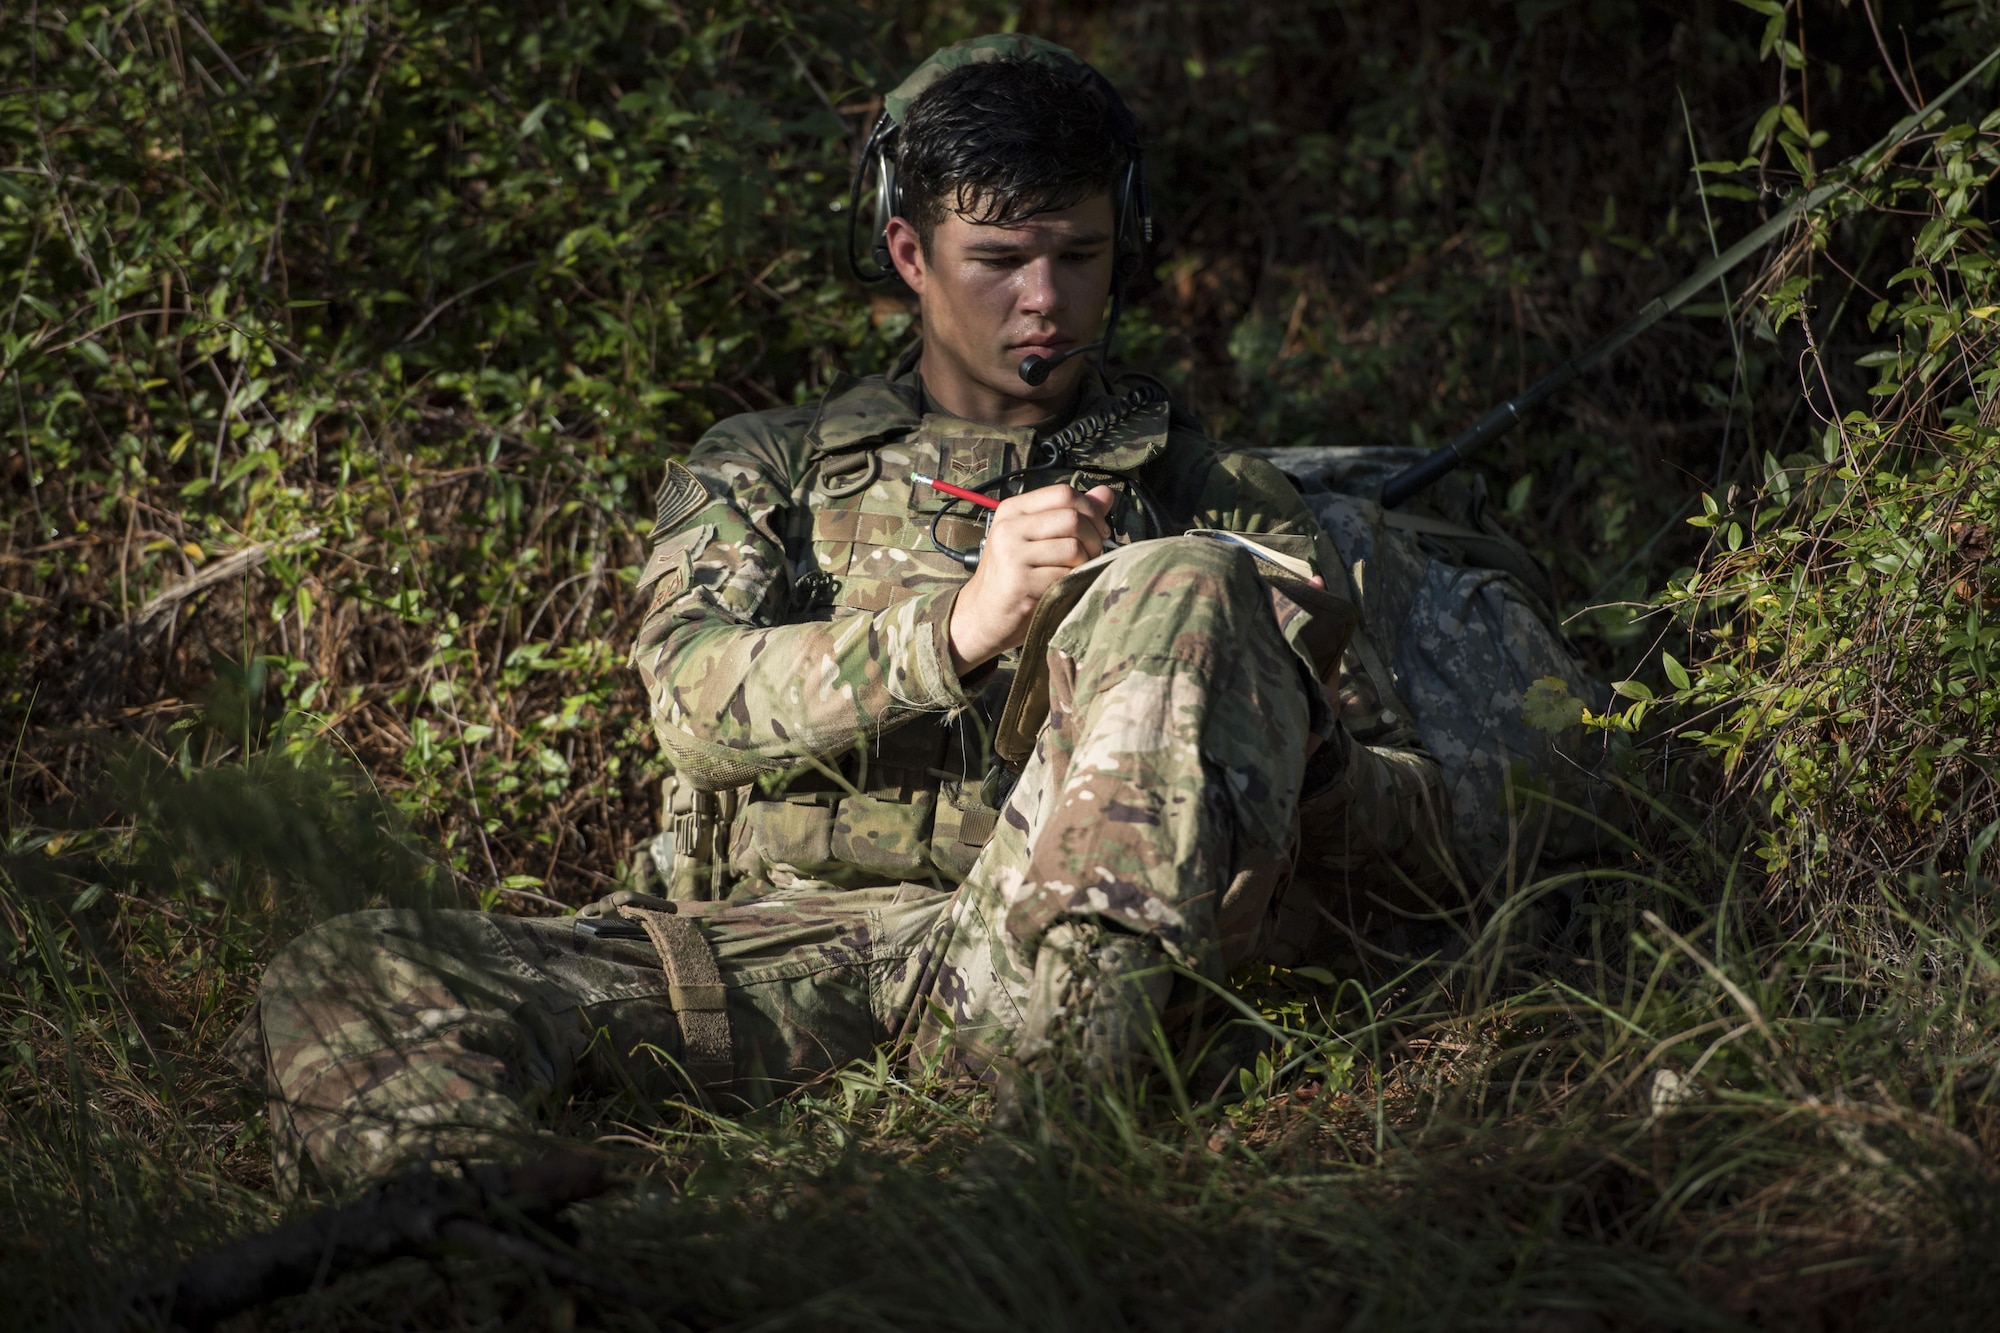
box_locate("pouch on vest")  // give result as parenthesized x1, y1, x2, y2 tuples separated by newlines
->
(929, 781, 1000, 882)
(733, 791, 939, 884)
(653, 770, 741, 902)
(833, 791, 937, 878)
(735, 797, 836, 880)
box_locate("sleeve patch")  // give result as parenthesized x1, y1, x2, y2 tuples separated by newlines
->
(651, 459, 712, 539)
(638, 521, 714, 599)
(649, 566, 687, 611)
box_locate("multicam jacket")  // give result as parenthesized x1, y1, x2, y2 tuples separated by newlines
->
(632, 346, 1405, 898)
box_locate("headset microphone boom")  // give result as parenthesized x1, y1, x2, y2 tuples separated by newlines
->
(1017, 340, 1106, 387)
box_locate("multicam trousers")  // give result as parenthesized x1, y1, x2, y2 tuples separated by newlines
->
(259, 537, 1435, 1188)
(261, 888, 948, 1189)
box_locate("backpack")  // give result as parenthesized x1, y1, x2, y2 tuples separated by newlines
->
(1257, 446, 1623, 884)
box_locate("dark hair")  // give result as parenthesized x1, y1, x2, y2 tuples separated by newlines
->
(897, 57, 1129, 250)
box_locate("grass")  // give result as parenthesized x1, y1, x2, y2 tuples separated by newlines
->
(13, 762, 2000, 1329)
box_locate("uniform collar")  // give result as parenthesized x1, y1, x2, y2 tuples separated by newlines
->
(807, 366, 925, 456)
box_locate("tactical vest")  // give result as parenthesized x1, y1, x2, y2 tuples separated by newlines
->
(663, 373, 1181, 900)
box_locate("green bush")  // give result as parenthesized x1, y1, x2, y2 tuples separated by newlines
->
(1634, 104, 2000, 903)
(1, 0, 922, 889)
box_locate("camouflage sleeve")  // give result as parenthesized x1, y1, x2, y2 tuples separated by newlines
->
(632, 423, 974, 791)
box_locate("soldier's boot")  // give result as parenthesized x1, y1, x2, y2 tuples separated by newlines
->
(995, 921, 1173, 1129)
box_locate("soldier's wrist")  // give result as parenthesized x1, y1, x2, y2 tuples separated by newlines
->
(945, 583, 1004, 676)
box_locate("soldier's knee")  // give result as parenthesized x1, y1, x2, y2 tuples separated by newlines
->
(1077, 536, 1266, 637)
(1107, 533, 1260, 589)
(260, 908, 416, 1000)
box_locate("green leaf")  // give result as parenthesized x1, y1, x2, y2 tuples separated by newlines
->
(219, 449, 269, 488)
(1662, 652, 1691, 691)
(1760, 14, 1785, 59)
(1748, 104, 1784, 154)
(1777, 135, 1812, 179)
(1612, 679, 1656, 703)
(1522, 676, 1588, 732)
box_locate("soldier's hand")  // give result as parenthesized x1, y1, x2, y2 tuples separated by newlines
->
(948, 483, 1115, 673)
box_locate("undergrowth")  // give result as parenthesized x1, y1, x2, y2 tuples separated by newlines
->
(7, 1, 2000, 1329)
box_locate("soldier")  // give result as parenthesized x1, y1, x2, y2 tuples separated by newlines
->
(255, 36, 1454, 1191)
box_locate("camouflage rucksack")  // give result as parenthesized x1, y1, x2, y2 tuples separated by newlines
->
(1256, 445, 1623, 884)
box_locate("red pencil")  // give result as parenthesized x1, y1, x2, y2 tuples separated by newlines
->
(911, 472, 1001, 511)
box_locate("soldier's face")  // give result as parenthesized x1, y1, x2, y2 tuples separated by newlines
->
(886, 193, 1116, 420)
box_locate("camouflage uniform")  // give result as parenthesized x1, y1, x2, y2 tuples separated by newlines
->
(257, 351, 1452, 1188)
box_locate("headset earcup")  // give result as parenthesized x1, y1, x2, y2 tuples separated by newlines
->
(848, 115, 902, 283)
(872, 155, 901, 278)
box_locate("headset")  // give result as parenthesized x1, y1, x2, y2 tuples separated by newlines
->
(845, 36, 1153, 385)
